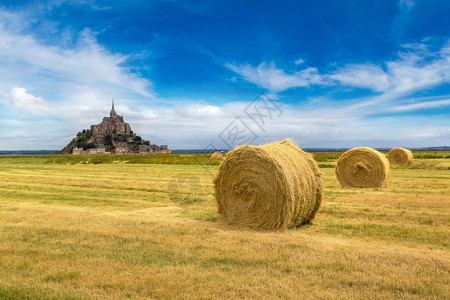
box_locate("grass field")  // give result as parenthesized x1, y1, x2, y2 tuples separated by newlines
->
(0, 152, 449, 299)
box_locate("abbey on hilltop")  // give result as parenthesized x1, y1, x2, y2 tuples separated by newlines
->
(59, 100, 171, 155)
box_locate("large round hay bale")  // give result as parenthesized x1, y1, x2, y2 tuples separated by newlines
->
(214, 139, 323, 230)
(388, 147, 413, 165)
(210, 151, 223, 159)
(335, 147, 390, 188)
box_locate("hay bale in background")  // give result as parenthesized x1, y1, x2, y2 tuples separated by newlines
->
(214, 139, 323, 230)
(335, 147, 390, 188)
(388, 148, 413, 165)
(210, 151, 223, 159)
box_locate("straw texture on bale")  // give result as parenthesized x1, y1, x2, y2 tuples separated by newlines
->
(214, 139, 323, 230)
(388, 148, 413, 165)
(335, 147, 390, 188)
(210, 151, 223, 159)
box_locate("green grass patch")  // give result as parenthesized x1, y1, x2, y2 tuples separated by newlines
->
(45, 153, 222, 165)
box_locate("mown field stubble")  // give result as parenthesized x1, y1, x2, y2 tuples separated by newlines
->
(0, 152, 449, 299)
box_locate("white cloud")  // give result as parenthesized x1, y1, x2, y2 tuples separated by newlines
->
(225, 61, 324, 92)
(1, 91, 449, 150)
(8, 87, 53, 115)
(228, 41, 450, 103)
(0, 13, 153, 98)
(329, 42, 450, 98)
(398, 0, 416, 12)
(391, 0, 417, 38)
(197, 105, 224, 117)
(329, 64, 390, 92)
(294, 58, 304, 65)
(170, 103, 227, 120)
(389, 98, 450, 112)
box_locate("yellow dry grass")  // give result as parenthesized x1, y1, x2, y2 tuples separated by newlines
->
(0, 154, 449, 299)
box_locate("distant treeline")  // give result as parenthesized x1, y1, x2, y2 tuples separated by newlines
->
(0, 150, 56, 155)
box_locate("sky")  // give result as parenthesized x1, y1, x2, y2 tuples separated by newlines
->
(0, 0, 449, 150)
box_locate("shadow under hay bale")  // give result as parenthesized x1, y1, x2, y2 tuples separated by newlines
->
(388, 147, 413, 165)
(335, 147, 390, 188)
(214, 139, 323, 230)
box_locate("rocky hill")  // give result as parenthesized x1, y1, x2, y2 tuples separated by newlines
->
(58, 102, 169, 155)
(58, 129, 150, 155)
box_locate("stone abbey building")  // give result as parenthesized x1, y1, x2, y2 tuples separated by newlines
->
(60, 101, 170, 155)
(92, 103, 132, 138)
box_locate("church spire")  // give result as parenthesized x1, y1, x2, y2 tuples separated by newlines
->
(110, 98, 117, 117)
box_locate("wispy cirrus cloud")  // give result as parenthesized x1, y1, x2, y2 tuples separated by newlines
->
(227, 40, 450, 97)
(225, 61, 324, 92)
(392, 0, 417, 38)
(328, 64, 390, 92)
(399, 0, 416, 12)
(294, 58, 304, 65)
(388, 97, 450, 112)
(332, 42, 450, 97)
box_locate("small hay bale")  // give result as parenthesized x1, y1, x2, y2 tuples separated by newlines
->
(388, 147, 413, 165)
(214, 139, 323, 230)
(335, 147, 390, 188)
(210, 151, 223, 159)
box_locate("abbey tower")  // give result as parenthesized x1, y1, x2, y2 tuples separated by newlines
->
(90, 100, 132, 145)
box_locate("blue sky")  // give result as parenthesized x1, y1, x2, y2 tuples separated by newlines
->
(0, 0, 449, 150)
